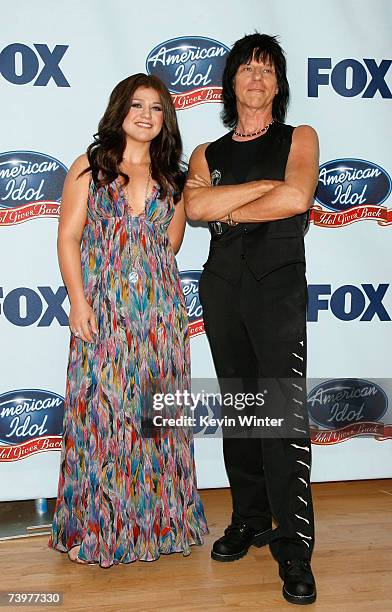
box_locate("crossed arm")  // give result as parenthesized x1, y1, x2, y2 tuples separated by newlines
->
(184, 125, 319, 223)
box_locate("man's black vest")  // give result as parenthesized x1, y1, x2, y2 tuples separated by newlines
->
(203, 122, 308, 285)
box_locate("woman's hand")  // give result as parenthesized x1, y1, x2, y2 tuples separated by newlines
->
(69, 298, 98, 343)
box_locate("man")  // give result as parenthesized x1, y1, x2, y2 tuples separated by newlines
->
(184, 33, 319, 605)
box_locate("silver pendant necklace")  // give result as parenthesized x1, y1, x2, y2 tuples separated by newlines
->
(125, 164, 152, 285)
(124, 165, 151, 216)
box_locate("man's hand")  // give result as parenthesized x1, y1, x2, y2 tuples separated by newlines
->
(186, 174, 211, 189)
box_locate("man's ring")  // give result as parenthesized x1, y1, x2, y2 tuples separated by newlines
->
(74, 331, 80, 337)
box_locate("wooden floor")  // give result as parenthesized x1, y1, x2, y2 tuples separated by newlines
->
(1, 480, 391, 611)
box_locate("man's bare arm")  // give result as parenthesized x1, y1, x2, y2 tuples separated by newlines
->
(184, 143, 281, 222)
(230, 126, 319, 223)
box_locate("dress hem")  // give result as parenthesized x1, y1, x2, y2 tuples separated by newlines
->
(49, 527, 209, 568)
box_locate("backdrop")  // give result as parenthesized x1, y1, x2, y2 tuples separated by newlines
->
(1, 0, 391, 501)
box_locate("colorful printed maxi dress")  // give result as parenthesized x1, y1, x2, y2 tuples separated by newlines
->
(49, 177, 208, 567)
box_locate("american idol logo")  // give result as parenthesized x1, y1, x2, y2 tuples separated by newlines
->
(180, 270, 204, 337)
(146, 36, 230, 110)
(307, 379, 390, 445)
(0, 151, 67, 226)
(312, 159, 392, 227)
(0, 389, 64, 462)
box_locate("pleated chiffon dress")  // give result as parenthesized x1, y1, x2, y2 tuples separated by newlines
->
(49, 177, 208, 567)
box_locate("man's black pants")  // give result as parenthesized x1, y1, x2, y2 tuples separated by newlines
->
(199, 261, 314, 562)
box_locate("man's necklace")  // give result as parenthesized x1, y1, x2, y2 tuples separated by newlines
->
(234, 119, 274, 138)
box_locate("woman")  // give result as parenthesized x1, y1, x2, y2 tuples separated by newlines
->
(49, 73, 208, 568)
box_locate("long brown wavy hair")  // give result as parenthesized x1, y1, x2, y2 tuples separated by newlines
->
(84, 73, 185, 203)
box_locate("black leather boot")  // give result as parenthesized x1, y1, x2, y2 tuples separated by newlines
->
(211, 522, 272, 562)
(279, 560, 317, 605)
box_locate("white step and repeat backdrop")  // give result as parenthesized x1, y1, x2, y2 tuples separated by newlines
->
(1, 0, 391, 500)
